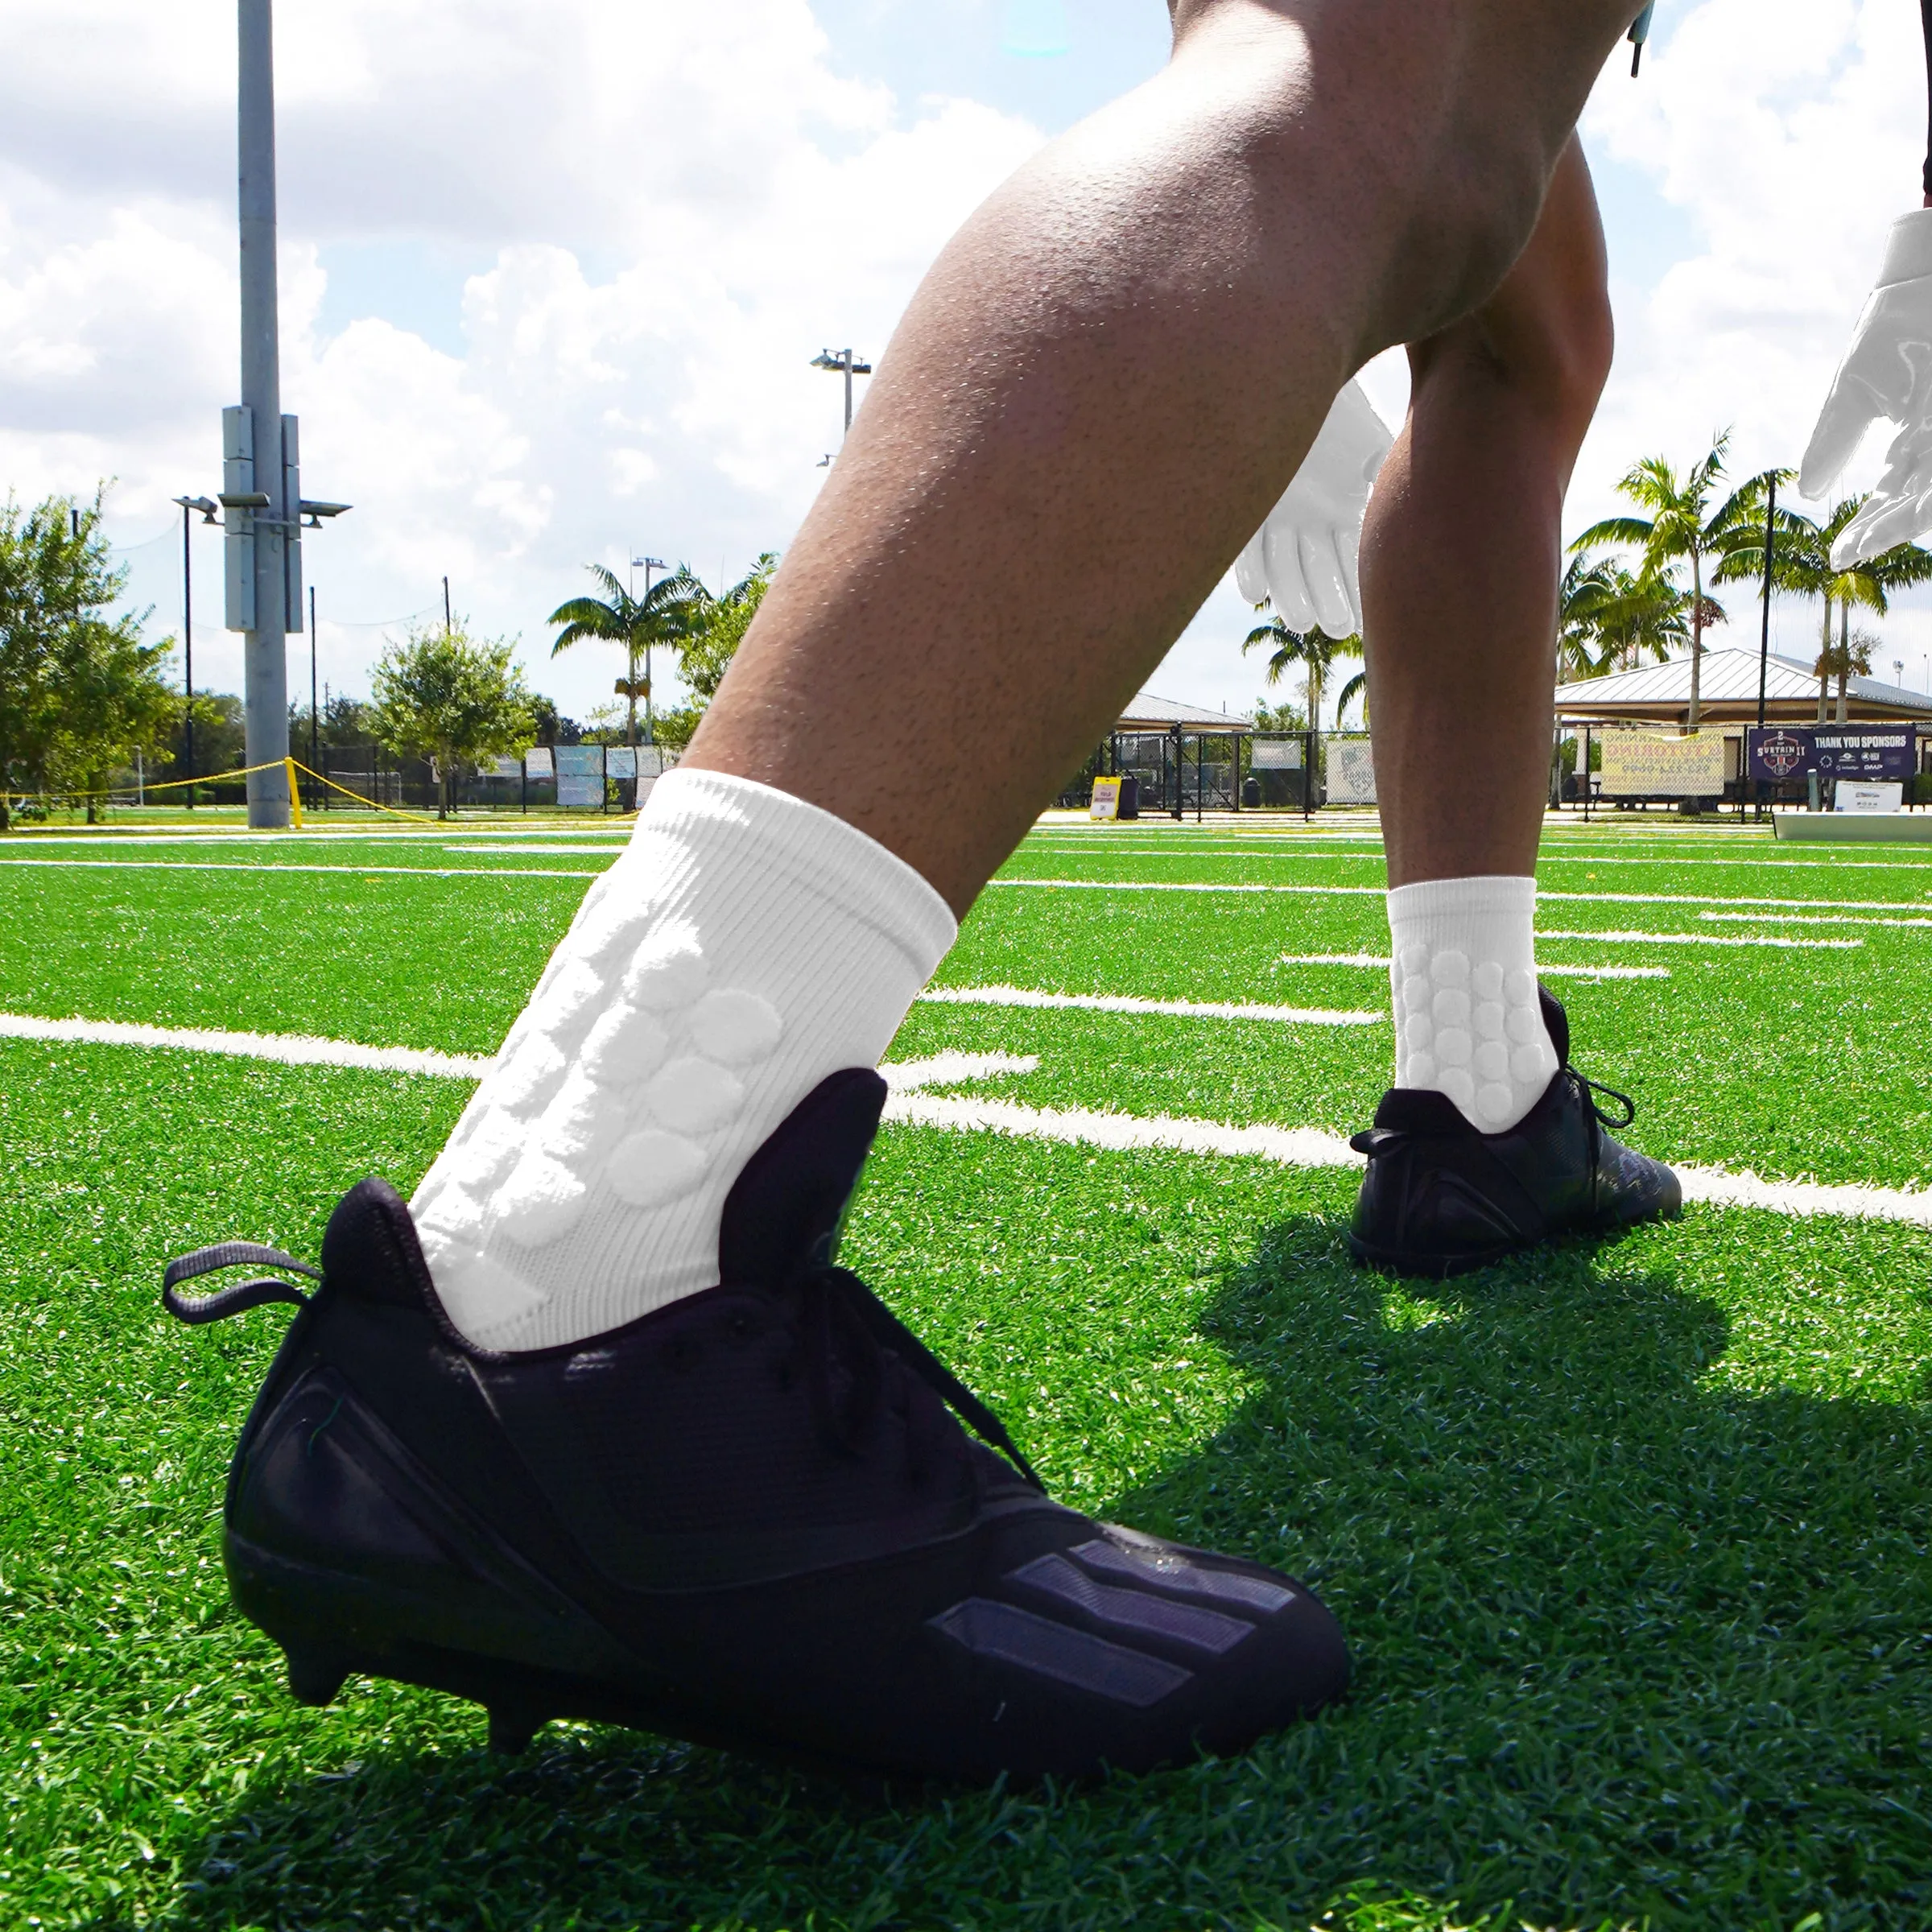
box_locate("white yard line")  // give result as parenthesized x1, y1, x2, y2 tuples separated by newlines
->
(1537, 928, 1862, 951)
(917, 985, 1381, 1026)
(0, 858, 602, 880)
(7, 1011, 1927, 1228)
(884, 1090, 1365, 1168)
(0, 1011, 493, 1078)
(1278, 952, 1670, 980)
(1697, 910, 1932, 929)
(0, 828, 630, 847)
(991, 878, 1922, 918)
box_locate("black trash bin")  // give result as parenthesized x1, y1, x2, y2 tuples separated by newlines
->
(1241, 776, 1261, 807)
(1118, 773, 1140, 819)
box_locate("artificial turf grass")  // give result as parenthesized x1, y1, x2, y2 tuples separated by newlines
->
(0, 865, 582, 1056)
(3, 1038, 1931, 1930)
(7, 840, 1932, 1187)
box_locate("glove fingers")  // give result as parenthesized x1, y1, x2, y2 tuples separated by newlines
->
(1801, 372, 1881, 501)
(1264, 522, 1319, 633)
(1301, 528, 1356, 638)
(1233, 526, 1270, 607)
(1339, 524, 1366, 636)
(1832, 486, 1932, 568)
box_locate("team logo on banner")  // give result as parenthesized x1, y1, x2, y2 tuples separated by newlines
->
(1757, 731, 1806, 779)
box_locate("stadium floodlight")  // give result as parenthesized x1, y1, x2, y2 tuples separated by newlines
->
(811, 348, 873, 437)
(175, 494, 221, 525)
(299, 498, 352, 527)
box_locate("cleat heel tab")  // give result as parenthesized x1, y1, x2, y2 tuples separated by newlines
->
(320, 1176, 439, 1310)
(1537, 983, 1571, 1064)
(719, 1068, 888, 1286)
(1368, 1086, 1470, 1137)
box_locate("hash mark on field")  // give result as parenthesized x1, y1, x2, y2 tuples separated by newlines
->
(0, 1012, 492, 1078)
(918, 985, 1381, 1026)
(1278, 953, 1670, 980)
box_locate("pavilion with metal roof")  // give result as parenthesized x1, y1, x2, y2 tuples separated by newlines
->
(1114, 690, 1253, 733)
(1554, 647, 1932, 727)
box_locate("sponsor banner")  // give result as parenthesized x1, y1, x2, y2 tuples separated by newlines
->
(605, 745, 637, 779)
(1599, 732, 1726, 797)
(1089, 775, 1123, 820)
(1326, 738, 1377, 804)
(1747, 724, 1917, 783)
(554, 746, 602, 777)
(1250, 738, 1303, 770)
(486, 755, 522, 779)
(557, 777, 602, 807)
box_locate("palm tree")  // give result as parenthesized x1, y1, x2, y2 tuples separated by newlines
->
(1572, 433, 1757, 728)
(1242, 613, 1361, 733)
(1817, 622, 1877, 724)
(1720, 495, 1932, 722)
(1558, 553, 1690, 678)
(547, 564, 707, 747)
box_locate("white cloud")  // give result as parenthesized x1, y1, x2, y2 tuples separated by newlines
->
(0, 0, 1041, 715)
(11, 0, 1932, 725)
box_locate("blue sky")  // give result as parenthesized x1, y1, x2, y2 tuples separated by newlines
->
(8, 0, 1932, 726)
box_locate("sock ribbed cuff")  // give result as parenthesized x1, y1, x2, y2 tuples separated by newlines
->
(638, 769, 958, 974)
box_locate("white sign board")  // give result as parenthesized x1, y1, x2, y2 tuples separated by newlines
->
(1326, 738, 1377, 804)
(1599, 733, 1725, 797)
(605, 745, 637, 779)
(1835, 780, 1903, 813)
(523, 745, 554, 777)
(487, 755, 522, 780)
(1250, 738, 1303, 770)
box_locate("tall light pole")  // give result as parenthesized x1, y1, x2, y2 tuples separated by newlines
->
(172, 496, 220, 810)
(222, 1, 349, 828)
(232, 0, 291, 828)
(811, 348, 872, 459)
(629, 555, 666, 747)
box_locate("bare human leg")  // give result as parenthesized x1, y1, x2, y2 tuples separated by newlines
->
(685, 2, 1643, 918)
(1362, 138, 1612, 891)
(1344, 138, 1678, 1274)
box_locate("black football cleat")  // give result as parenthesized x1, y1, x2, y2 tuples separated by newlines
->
(164, 1069, 1348, 1782)
(1346, 985, 1681, 1278)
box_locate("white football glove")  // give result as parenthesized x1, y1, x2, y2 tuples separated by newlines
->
(1801, 208, 1932, 568)
(1235, 378, 1393, 636)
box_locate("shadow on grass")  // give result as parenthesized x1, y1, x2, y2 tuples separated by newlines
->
(143, 1212, 1932, 1932)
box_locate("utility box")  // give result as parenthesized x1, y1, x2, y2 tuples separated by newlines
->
(222, 405, 255, 632)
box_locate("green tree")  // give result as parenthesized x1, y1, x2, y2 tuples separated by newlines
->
(0, 489, 175, 828)
(1558, 552, 1690, 679)
(1242, 612, 1360, 733)
(1572, 433, 1758, 728)
(1719, 493, 1932, 724)
(679, 553, 778, 704)
(1249, 697, 1307, 733)
(547, 564, 708, 747)
(368, 622, 537, 819)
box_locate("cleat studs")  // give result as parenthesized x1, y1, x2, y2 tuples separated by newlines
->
(487, 1707, 545, 1756)
(285, 1649, 349, 1707)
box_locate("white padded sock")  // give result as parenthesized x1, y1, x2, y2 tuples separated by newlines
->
(411, 770, 957, 1352)
(1386, 876, 1558, 1133)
